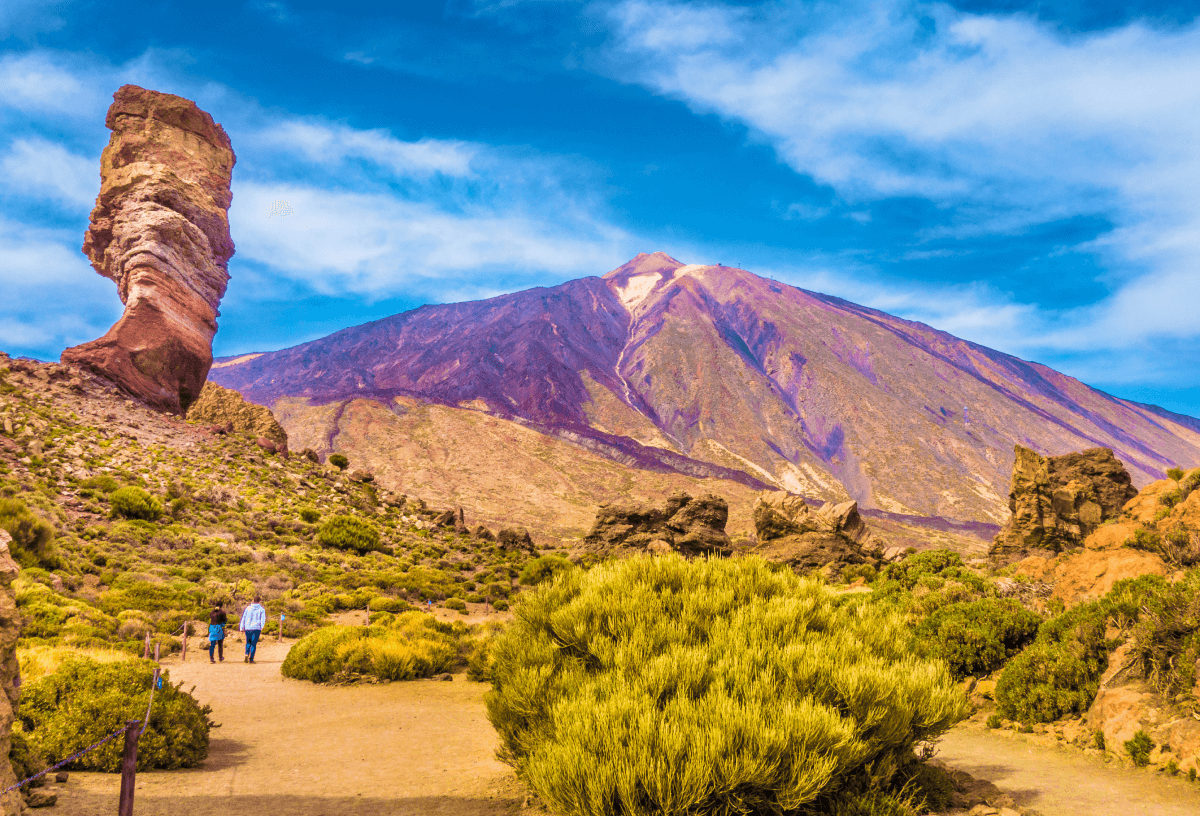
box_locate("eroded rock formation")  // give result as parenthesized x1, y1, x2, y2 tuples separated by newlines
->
(0, 531, 22, 815)
(186, 383, 286, 451)
(989, 446, 1138, 564)
(751, 491, 879, 574)
(61, 85, 236, 415)
(583, 491, 732, 556)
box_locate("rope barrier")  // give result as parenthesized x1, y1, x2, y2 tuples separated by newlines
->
(1, 721, 135, 794)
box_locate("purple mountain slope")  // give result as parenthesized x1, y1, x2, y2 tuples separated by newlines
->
(211, 253, 1200, 523)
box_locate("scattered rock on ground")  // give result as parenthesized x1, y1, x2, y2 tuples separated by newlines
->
(497, 527, 536, 553)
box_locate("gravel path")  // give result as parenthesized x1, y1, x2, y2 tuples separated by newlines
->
(938, 725, 1200, 815)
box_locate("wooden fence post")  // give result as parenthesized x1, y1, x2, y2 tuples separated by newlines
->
(154, 641, 160, 663)
(118, 719, 141, 816)
(142, 632, 150, 659)
(277, 614, 284, 643)
(181, 624, 188, 662)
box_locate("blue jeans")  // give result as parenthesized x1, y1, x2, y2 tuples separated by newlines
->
(245, 629, 261, 661)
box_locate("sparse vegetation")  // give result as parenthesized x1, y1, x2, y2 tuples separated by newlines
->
(328, 453, 349, 471)
(1124, 730, 1154, 767)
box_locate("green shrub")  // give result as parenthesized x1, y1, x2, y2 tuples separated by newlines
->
(79, 475, 120, 494)
(880, 549, 969, 590)
(518, 554, 572, 586)
(0, 498, 57, 568)
(19, 655, 212, 771)
(281, 613, 457, 683)
(986, 714, 1002, 729)
(486, 554, 967, 816)
(316, 515, 381, 554)
(1131, 568, 1200, 697)
(299, 507, 321, 524)
(1093, 729, 1105, 750)
(328, 454, 349, 471)
(1125, 730, 1154, 767)
(916, 598, 1041, 678)
(1167, 467, 1186, 481)
(109, 487, 163, 521)
(445, 598, 468, 614)
(997, 574, 1168, 723)
(492, 599, 510, 612)
(8, 731, 46, 791)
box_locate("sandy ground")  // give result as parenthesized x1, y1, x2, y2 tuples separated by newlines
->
(938, 725, 1200, 815)
(51, 636, 526, 816)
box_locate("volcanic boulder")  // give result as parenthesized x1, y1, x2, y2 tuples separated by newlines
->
(0, 532, 21, 815)
(583, 491, 732, 556)
(434, 507, 468, 535)
(61, 85, 236, 415)
(752, 491, 878, 574)
(186, 382, 287, 452)
(989, 445, 1138, 564)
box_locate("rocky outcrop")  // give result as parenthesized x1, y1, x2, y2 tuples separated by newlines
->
(61, 85, 236, 415)
(583, 491, 732, 556)
(989, 446, 1138, 564)
(751, 491, 879, 574)
(497, 527, 535, 552)
(186, 382, 286, 451)
(0, 531, 22, 815)
(434, 507, 468, 535)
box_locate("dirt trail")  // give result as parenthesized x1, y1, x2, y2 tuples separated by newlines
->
(52, 638, 525, 816)
(938, 725, 1200, 815)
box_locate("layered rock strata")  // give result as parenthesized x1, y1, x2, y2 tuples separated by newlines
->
(0, 532, 21, 816)
(583, 491, 732, 556)
(751, 491, 880, 574)
(989, 446, 1138, 564)
(186, 383, 286, 451)
(62, 85, 236, 415)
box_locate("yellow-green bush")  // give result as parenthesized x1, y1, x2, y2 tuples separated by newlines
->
(0, 498, 57, 568)
(280, 612, 457, 682)
(1132, 567, 1200, 697)
(316, 514, 381, 554)
(996, 574, 1168, 723)
(18, 655, 212, 771)
(915, 598, 1041, 679)
(486, 554, 968, 816)
(109, 487, 163, 521)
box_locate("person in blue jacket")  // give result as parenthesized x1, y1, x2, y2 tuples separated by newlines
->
(208, 603, 228, 663)
(240, 595, 267, 664)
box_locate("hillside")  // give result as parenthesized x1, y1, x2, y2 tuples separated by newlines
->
(211, 252, 1200, 527)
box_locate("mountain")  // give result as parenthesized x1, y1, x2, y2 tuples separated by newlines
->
(210, 253, 1200, 528)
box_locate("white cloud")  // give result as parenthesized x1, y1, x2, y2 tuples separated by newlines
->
(231, 180, 630, 299)
(1, 137, 96, 210)
(604, 0, 1200, 368)
(0, 218, 119, 353)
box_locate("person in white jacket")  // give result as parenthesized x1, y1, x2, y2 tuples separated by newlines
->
(239, 595, 267, 664)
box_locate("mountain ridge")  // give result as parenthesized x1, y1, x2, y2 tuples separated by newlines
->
(211, 253, 1200, 524)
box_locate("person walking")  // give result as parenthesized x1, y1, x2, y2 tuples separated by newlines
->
(240, 595, 267, 664)
(208, 603, 228, 663)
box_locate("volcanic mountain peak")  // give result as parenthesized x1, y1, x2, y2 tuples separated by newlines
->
(210, 254, 1200, 526)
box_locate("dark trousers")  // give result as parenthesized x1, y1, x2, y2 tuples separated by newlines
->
(209, 638, 224, 661)
(245, 629, 261, 660)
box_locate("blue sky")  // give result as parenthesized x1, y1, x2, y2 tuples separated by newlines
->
(2, 0, 1200, 416)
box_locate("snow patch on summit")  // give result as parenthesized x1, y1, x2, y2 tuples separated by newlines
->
(615, 271, 661, 312)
